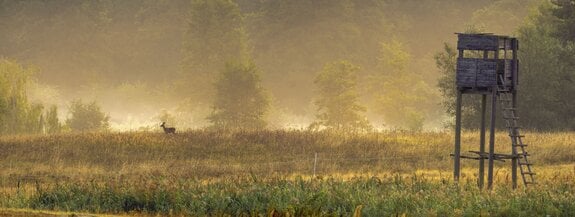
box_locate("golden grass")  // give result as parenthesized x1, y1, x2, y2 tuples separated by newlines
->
(0, 130, 573, 216)
(0, 130, 572, 186)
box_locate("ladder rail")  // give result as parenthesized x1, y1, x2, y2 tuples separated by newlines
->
(497, 74, 536, 186)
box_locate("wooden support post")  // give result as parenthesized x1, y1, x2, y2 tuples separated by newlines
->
(512, 39, 519, 88)
(454, 90, 462, 182)
(488, 89, 497, 189)
(479, 94, 487, 189)
(511, 39, 519, 188)
(478, 50, 488, 189)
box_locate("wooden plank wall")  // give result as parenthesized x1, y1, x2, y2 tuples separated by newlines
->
(456, 58, 497, 88)
(457, 35, 499, 50)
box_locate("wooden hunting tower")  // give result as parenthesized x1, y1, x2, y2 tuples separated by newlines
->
(456, 34, 518, 90)
(452, 33, 535, 189)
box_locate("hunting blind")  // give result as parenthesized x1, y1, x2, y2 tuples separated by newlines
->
(452, 33, 535, 189)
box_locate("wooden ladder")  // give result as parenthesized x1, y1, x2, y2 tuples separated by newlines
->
(497, 75, 536, 186)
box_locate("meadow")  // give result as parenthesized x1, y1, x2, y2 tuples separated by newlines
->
(0, 130, 574, 216)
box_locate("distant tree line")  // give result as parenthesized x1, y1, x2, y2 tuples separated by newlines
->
(182, 0, 439, 131)
(1, 0, 573, 132)
(0, 59, 109, 135)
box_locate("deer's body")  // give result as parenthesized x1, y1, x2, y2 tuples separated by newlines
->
(160, 122, 176, 134)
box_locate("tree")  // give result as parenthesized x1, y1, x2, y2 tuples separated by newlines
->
(468, 0, 540, 35)
(66, 100, 110, 132)
(26, 104, 44, 134)
(45, 105, 61, 134)
(371, 40, 438, 131)
(0, 59, 45, 135)
(0, 0, 189, 89)
(551, 0, 575, 42)
(311, 61, 370, 131)
(549, 0, 575, 129)
(435, 43, 489, 129)
(516, 0, 575, 130)
(247, 0, 391, 114)
(208, 62, 269, 130)
(435, 43, 458, 119)
(180, 0, 249, 105)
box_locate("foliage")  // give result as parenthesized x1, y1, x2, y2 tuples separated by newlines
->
(311, 61, 370, 131)
(25, 104, 44, 134)
(3, 175, 570, 216)
(0, 59, 45, 135)
(65, 100, 109, 132)
(435, 43, 492, 129)
(515, 2, 566, 130)
(547, 0, 575, 129)
(208, 62, 269, 130)
(371, 40, 438, 131)
(0, 0, 544, 130)
(44, 105, 61, 134)
(180, 0, 249, 105)
(247, 0, 391, 113)
(551, 0, 575, 42)
(468, 0, 540, 35)
(435, 43, 458, 119)
(0, 0, 188, 87)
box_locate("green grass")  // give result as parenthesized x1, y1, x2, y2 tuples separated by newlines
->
(3, 175, 575, 216)
(0, 130, 574, 216)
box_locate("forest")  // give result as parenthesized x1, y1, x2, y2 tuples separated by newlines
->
(2, 1, 575, 216)
(0, 0, 573, 133)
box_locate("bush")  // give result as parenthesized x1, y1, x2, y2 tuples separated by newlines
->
(65, 100, 109, 132)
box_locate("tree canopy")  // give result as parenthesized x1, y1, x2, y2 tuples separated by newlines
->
(180, 0, 249, 105)
(208, 62, 269, 130)
(311, 61, 370, 131)
(66, 100, 110, 132)
(0, 59, 45, 135)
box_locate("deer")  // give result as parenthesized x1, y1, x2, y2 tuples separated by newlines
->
(160, 122, 176, 134)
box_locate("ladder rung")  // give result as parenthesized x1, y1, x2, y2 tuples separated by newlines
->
(498, 96, 537, 184)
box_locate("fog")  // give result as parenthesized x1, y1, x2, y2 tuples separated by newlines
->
(0, 0, 540, 131)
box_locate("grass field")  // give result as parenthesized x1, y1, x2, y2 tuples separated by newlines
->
(0, 130, 574, 216)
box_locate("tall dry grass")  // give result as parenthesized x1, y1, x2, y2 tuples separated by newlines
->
(0, 130, 573, 215)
